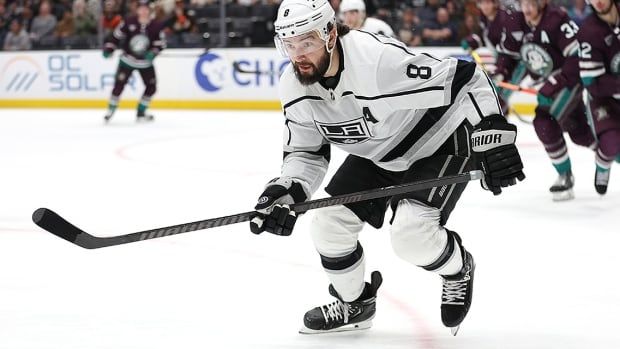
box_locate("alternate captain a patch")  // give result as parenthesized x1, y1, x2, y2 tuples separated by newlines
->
(315, 117, 373, 144)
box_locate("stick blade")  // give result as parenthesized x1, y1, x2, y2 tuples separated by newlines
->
(32, 208, 97, 249)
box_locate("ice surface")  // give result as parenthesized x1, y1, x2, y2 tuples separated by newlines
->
(0, 109, 618, 349)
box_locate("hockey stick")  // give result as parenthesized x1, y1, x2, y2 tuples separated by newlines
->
(496, 81, 537, 95)
(232, 61, 276, 76)
(470, 51, 534, 124)
(469, 51, 537, 95)
(32, 171, 482, 249)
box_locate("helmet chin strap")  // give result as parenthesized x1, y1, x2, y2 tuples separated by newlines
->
(324, 32, 338, 76)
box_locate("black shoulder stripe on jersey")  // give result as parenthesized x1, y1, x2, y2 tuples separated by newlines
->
(480, 70, 503, 114)
(357, 30, 417, 57)
(282, 95, 324, 111)
(341, 86, 444, 101)
(422, 52, 442, 62)
(379, 109, 439, 162)
(468, 92, 484, 119)
(285, 119, 292, 146)
(450, 60, 477, 102)
(283, 143, 331, 162)
(379, 61, 476, 163)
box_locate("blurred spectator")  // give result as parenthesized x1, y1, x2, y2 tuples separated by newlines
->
(238, 0, 258, 5)
(457, 12, 479, 42)
(165, 0, 196, 35)
(126, 0, 139, 17)
(30, 1, 56, 42)
(445, 0, 463, 22)
(102, 0, 122, 38)
(4, 18, 31, 50)
(86, 0, 100, 19)
(153, 1, 169, 23)
(20, 5, 34, 31)
(422, 7, 458, 46)
(330, 0, 341, 13)
(159, 0, 176, 14)
(0, 1, 9, 47)
(190, 0, 210, 7)
(73, 0, 97, 36)
(417, 0, 442, 25)
(339, 0, 394, 37)
(54, 8, 74, 38)
(394, 7, 422, 46)
(566, 0, 591, 26)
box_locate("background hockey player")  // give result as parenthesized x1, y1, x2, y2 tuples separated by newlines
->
(102, 0, 166, 123)
(577, 0, 620, 194)
(495, 0, 596, 201)
(462, 0, 522, 114)
(338, 0, 394, 37)
(249, 0, 524, 335)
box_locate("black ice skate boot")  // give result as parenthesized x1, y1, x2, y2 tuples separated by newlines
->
(550, 170, 575, 201)
(300, 271, 382, 334)
(136, 110, 154, 123)
(103, 110, 114, 123)
(595, 167, 610, 195)
(441, 249, 475, 336)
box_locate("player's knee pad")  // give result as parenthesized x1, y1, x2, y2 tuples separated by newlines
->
(533, 111, 563, 144)
(568, 125, 596, 149)
(311, 205, 364, 258)
(390, 199, 463, 273)
(599, 129, 620, 157)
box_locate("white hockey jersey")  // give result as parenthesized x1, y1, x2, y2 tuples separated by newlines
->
(360, 17, 394, 37)
(279, 30, 502, 197)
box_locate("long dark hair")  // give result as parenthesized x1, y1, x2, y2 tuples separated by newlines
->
(327, 21, 350, 37)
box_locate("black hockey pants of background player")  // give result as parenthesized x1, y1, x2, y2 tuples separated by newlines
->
(107, 62, 157, 118)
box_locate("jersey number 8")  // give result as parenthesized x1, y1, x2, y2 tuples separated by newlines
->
(407, 64, 432, 79)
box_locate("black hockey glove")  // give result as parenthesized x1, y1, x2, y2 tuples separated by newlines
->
(250, 177, 307, 236)
(471, 115, 525, 195)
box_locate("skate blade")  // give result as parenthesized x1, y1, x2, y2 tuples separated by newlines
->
(136, 116, 154, 123)
(551, 189, 574, 202)
(298, 320, 372, 334)
(450, 325, 460, 336)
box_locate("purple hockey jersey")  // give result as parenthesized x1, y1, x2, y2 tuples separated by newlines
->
(105, 16, 166, 68)
(465, 9, 517, 51)
(577, 11, 620, 98)
(496, 5, 581, 87)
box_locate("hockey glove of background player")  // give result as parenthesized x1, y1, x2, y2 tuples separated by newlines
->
(250, 177, 307, 236)
(471, 115, 525, 195)
(538, 73, 569, 107)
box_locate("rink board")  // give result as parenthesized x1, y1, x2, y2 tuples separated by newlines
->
(0, 47, 536, 113)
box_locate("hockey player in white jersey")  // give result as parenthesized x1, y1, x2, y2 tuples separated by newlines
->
(250, 0, 525, 335)
(339, 0, 394, 37)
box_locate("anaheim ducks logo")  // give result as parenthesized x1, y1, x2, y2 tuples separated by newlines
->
(520, 43, 554, 77)
(610, 53, 620, 75)
(129, 34, 151, 55)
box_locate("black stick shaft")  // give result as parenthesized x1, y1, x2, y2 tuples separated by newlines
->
(32, 171, 482, 249)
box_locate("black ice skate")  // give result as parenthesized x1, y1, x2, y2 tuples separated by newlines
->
(441, 251, 475, 336)
(300, 271, 382, 334)
(136, 111, 154, 123)
(595, 168, 610, 195)
(103, 111, 114, 123)
(550, 170, 574, 201)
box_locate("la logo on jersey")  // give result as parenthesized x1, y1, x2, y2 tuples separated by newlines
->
(315, 117, 372, 144)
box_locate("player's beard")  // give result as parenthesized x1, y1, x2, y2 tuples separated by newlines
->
(292, 49, 331, 86)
